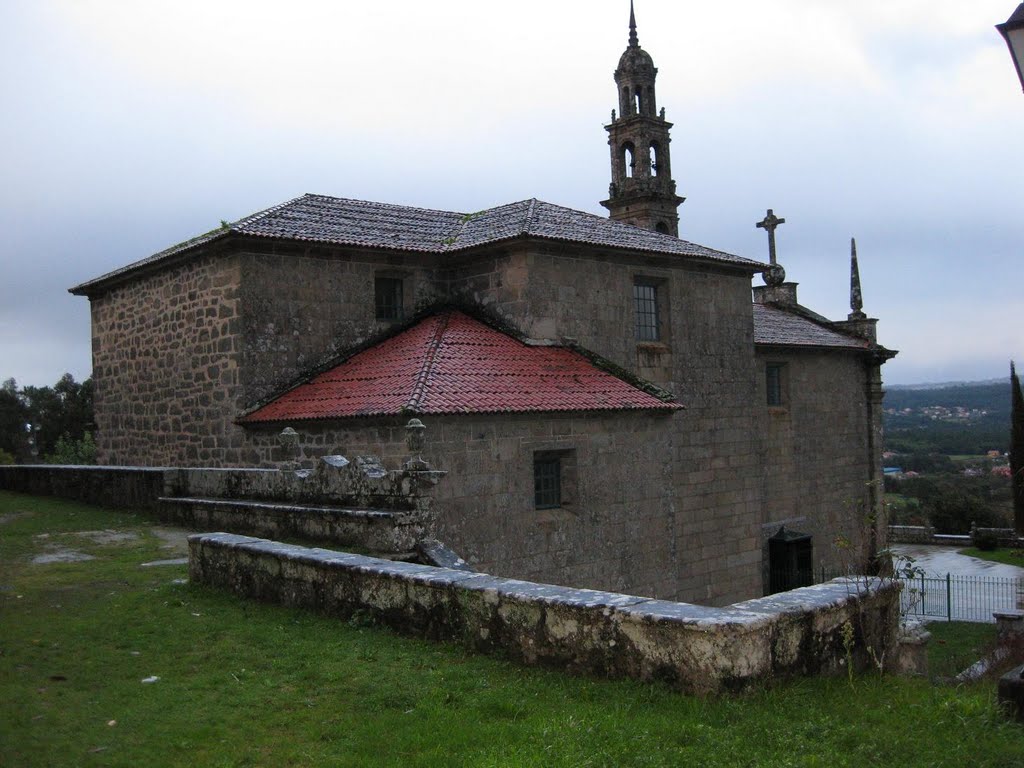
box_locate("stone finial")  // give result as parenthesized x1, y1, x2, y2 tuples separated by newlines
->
(628, 0, 639, 47)
(277, 426, 300, 471)
(405, 418, 426, 453)
(849, 237, 866, 320)
(404, 418, 430, 472)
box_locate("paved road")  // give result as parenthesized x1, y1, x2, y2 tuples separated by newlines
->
(889, 544, 1024, 623)
(890, 544, 1024, 580)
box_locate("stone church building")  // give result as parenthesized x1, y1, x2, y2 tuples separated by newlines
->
(70, 7, 894, 606)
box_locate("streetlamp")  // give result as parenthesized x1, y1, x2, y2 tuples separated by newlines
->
(997, 3, 1024, 93)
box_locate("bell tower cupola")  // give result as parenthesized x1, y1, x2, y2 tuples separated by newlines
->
(600, 2, 684, 236)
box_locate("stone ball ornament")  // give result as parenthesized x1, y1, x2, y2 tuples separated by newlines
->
(763, 263, 786, 287)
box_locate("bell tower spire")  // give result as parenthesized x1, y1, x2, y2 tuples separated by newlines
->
(600, 3, 684, 236)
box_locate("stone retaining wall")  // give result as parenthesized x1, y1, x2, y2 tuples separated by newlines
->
(0, 457, 443, 511)
(189, 532, 900, 694)
(888, 524, 1023, 549)
(0, 465, 173, 511)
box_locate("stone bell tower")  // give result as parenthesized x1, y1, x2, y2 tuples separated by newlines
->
(600, 2, 685, 236)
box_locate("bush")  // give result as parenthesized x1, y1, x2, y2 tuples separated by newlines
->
(972, 529, 1000, 551)
(0, 448, 14, 465)
(43, 432, 97, 465)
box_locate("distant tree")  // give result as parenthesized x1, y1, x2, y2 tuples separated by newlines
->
(1012, 362, 1024, 534)
(0, 378, 31, 460)
(20, 373, 94, 459)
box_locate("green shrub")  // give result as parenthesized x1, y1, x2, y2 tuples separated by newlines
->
(973, 529, 1000, 551)
(43, 432, 96, 465)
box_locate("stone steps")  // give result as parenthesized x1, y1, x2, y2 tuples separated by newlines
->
(157, 496, 427, 555)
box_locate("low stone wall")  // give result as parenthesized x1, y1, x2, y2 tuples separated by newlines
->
(170, 456, 444, 511)
(1, 457, 444, 510)
(888, 525, 936, 545)
(889, 524, 1022, 549)
(972, 526, 1024, 549)
(0, 465, 174, 511)
(161, 497, 428, 553)
(189, 532, 900, 694)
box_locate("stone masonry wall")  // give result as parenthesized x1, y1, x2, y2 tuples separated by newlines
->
(446, 244, 764, 605)
(756, 349, 876, 585)
(89, 251, 245, 466)
(242, 411, 703, 602)
(239, 246, 444, 406)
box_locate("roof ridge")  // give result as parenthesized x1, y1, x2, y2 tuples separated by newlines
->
(522, 198, 538, 235)
(231, 193, 310, 230)
(300, 192, 466, 219)
(405, 311, 452, 413)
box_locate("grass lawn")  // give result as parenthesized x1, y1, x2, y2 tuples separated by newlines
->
(926, 622, 999, 679)
(959, 547, 1024, 568)
(2, 490, 1023, 767)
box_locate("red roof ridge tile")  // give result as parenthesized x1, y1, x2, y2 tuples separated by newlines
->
(407, 312, 452, 412)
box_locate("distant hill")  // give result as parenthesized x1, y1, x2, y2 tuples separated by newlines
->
(885, 378, 1005, 391)
(884, 381, 1010, 415)
(882, 380, 1011, 455)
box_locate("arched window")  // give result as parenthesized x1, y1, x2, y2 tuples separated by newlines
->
(634, 87, 643, 116)
(622, 143, 636, 179)
(649, 142, 660, 176)
(655, 222, 670, 234)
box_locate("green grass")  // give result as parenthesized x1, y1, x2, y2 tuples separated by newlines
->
(2, 491, 1023, 767)
(959, 547, 1024, 567)
(926, 622, 998, 679)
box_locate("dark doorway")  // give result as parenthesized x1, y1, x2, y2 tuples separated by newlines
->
(768, 526, 813, 594)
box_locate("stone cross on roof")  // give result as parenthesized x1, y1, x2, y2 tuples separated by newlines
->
(756, 208, 786, 286)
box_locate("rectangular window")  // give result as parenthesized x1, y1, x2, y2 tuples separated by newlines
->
(766, 363, 786, 406)
(374, 277, 404, 321)
(533, 455, 561, 509)
(634, 281, 660, 341)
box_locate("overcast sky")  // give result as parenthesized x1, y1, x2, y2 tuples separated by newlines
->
(2, 0, 1022, 388)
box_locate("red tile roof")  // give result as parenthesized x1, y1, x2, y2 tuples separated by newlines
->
(240, 311, 681, 423)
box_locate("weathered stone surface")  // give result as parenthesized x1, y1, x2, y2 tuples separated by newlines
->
(998, 664, 1024, 722)
(0, 465, 172, 511)
(189, 533, 901, 695)
(894, 621, 931, 677)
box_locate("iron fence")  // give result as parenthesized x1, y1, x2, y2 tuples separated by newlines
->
(812, 567, 1023, 623)
(898, 572, 1024, 623)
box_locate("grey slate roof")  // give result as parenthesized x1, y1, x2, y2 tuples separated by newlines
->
(752, 304, 869, 350)
(70, 194, 763, 294)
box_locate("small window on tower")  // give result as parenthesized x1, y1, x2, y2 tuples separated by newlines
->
(374, 277, 404, 321)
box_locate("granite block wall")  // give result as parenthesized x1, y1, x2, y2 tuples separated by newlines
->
(88, 252, 246, 466)
(756, 349, 879, 586)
